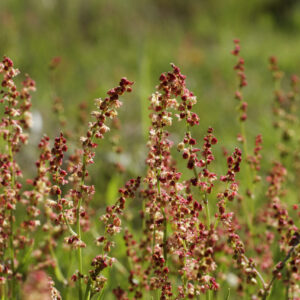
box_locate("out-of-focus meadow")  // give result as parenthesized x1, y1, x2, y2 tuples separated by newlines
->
(1, 0, 300, 299)
(1, 0, 300, 168)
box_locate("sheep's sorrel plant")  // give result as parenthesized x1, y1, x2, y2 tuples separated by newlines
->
(0, 40, 299, 300)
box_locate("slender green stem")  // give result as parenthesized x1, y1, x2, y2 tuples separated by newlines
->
(192, 164, 211, 228)
(235, 79, 257, 233)
(181, 239, 188, 295)
(241, 254, 266, 289)
(240, 120, 255, 193)
(240, 118, 254, 228)
(161, 208, 167, 263)
(76, 151, 88, 300)
(5, 98, 18, 299)
(240, 194, 253, 233)
(47, 173, 69, 284)
(9, 208, 14, 270)
(64, 251, 74, 300)
(7, 140, 16, 299)
(156, 289, 159, 300)
(262, 240, 299, 300)
(285, 273, 290, 300)
(225, 288, 231, 300)
(77, 195, 83, 300)
(240, 121, 248, 159)
(54, 167, 77, 237)
(84, 279, 92, 300)
(45, 197, 66, 285)
(97, 282, 107, 300)
(155, 129, 168, 263)
(62, 211, 77, 236)
(78, 131, 99, 299)
(214, 182, 231, 230)
(48, 240, 66, 283)
(206, 290, 211, 300)
(152, 225, 156, 255)
(203, 194, 210, 228)
(1, 282, 6, 300)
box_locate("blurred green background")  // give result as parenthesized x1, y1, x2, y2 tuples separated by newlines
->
(1, 0, 300, 298)
(1, 0, 300, 167)
(1, 0, 300, 158)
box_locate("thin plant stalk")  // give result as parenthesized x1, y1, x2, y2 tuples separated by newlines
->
(76, 155, 87, 300)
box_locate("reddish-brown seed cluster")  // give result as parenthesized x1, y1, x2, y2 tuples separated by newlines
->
(232, 39, 247, 88)
(247, 134, 263, 173)
(85, 177, 141, 296)
(22, 135, 52, 236)
(265, 163, 297, 250)
(269, 56, 283, 81)
(116, 65, 224, 299)
(232, 39, 248, 123)
(0, 56, 35, 286)
(112, 286, 129, 300)
(218, 148, 242, 207)
(80, 77, 134, 166)
(214, 146, 266, 290)
(269, 56, 300, 194)
(22, 270, 62, 300)
(269, 56, 299, 142)
(257, 162, 300, 297)
(12, 70, 133, 297)
(50, 133, 68, 186)
(100, 177, 141, 236)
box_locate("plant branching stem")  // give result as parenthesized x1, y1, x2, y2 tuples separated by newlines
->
(239, 120, 254, 233)
(155, 129, 168, 263)
(242, 254, 266, 289)
(192, 165, 211, 228)
(262, 240, 299, 300)
(186, 122, 211, 229)
(162, 208, 167, 263)
(76, 155, 86, 300)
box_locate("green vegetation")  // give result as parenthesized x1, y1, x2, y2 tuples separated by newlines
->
(0, 1, 299, 299)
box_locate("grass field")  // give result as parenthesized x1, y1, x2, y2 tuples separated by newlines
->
(0, 1, 299, 299)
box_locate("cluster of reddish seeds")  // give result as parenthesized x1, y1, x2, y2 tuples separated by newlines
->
(231, 40, 264, 222)
(63, 78, 134, 298)
(156, 66, 219, 298)
(54, 77, 134, 240)
(22, 270, 62, 300)
(79, 77, 133, 166)
(111, 65, 224, 299)
(247, 134, 263, 173)
(112, 57, 299, 300)
(52, 79, 135, 296)
(269, 56, 300, 141)
(85, 178, 141, 296)
(257, 162, 299, 298)
(216, 148, 264, 290)
(269, 55, 299, 147)
(0, 56, 35, 288)
(109, 64, 276, 300)
(100, 177, 141, 236)
(269, 56, 300, 188)
(261, 57, 300, 298)
(232, 39, 248, 123)
(0, 55, 134, 298)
